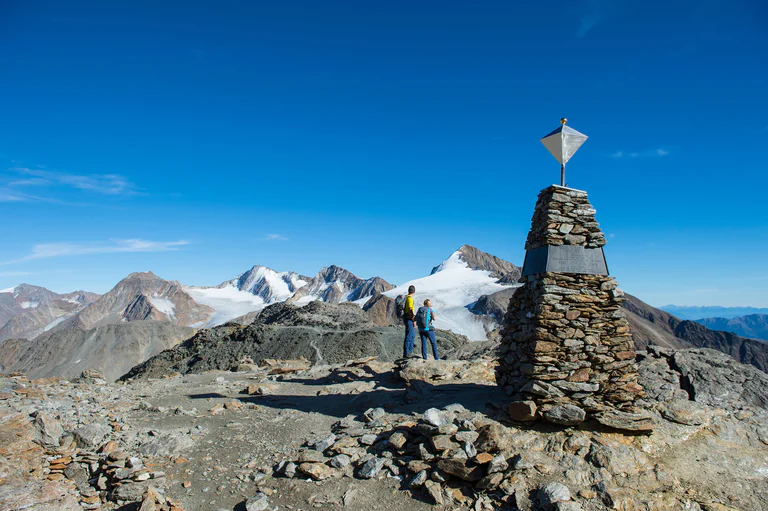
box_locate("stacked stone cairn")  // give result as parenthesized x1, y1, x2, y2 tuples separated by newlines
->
(497, 185, 651, 430)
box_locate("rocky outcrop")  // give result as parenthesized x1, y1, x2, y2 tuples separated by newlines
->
(361, 292, 399, 326)
(497, 186, 643, 427)
(122, 302, 469, 380)
(673, 320, 768, 373)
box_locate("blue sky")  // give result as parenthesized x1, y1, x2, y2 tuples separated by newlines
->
(1, 0, 766, 307)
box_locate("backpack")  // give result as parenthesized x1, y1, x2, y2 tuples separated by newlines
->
(395, 295, 407, 319)
(416, 307, 432, 330)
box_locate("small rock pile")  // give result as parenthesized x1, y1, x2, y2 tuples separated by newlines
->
(2, 371, 183, 511)
(274, 404, 589, 510)
(497, 186, 648, 430)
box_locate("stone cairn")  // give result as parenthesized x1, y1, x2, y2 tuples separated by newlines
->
(497, 185, 650, 430)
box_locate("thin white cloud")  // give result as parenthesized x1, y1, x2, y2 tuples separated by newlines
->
(263, 234, 289, 241)
(1, 239, 189, 265)
(9, 167, 139, 195)
(610, 148, 670, 159)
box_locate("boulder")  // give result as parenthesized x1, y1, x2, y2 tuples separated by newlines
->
(474, 423, 512, 452)
(34, 413, 63, 447)
(542, 405, 586, 426)
(538, 482, 572, 507)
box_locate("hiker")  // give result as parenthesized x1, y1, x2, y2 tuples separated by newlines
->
(400, 285, 417, 358)
(416, 299, 439, 360)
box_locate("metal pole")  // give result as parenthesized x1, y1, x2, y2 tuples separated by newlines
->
(560, 163, 565, 187)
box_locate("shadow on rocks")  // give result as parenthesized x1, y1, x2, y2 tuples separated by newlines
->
(232, 382, 507, 419)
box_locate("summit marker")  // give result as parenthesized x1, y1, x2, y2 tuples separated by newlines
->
(540, 118, 588, 187)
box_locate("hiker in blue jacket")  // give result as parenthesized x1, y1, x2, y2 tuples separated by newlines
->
(416, 299, 439, 360)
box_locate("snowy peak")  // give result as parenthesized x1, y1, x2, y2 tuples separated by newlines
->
(290, 265, 394, 304)
(72, 272, 214, 330)
(231, 265, 309, 303)
(432, 245, 521, 283)
(0, 285, 101, 343)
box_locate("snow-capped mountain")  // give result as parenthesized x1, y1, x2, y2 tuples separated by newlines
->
(383, 245, 521, 340)
(66, 271, 215, 331)
(0, 285, 100, 343)
(230, 265, 310, 302)
(186, 264, 393, 327)
(289, 265, 394, 305)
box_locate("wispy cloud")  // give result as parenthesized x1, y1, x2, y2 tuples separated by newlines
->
(574, 0, 607, 38)
(577, 12, 601, 38)
(610, 148, 670, 159)
(263, 234, 289, 241)
(1, 239, 189, 265)
(8, 167, 139, 195)
(0, 271, 36, 277)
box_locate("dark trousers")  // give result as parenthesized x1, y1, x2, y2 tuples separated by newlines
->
(403, 319, 416, 357)
(419, 329, 439, 360)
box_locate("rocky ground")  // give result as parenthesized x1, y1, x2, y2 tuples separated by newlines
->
(1, 348, 767, 511)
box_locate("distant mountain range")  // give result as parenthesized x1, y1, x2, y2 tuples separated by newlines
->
(694, 314, 768, 341)
(1, 244, 766, 380)
(660, 305, 768, 320)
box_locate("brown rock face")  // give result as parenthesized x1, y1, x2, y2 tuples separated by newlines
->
(497, 185, 645, 429)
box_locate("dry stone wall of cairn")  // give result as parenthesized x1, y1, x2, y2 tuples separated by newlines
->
(497, 186, 648, 430)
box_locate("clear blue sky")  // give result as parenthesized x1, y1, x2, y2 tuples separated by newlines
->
(1, 0, 766, 307)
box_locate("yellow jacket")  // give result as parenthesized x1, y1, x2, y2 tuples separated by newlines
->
(405, 295, 416, 320)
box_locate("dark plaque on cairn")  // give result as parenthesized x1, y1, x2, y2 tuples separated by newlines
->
(522, 245, 608, 276)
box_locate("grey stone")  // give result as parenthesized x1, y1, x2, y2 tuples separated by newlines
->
(521, 381, 564, 398)
(661, 400, 711, 426)
(363, 407, 386, 422)
(410, 469, 428, 488)
(488, 455, 508, 474)
(455, 430, 479, 444)
(424, 480, 444, 505)
(284, 462, 297, 478)
(73, 423, 110, 449)
(330, 454, 351, 468)
(538, 482, 572, 507)
(423, 408, 451, 427)
(542, 405, 586, 426)
(245, 492, 269, 511)
(358, 457, 385, 479)
(360, 434, 377, 446)
(552, 381, 599, 393)
(510, 454, 534, 470)
(309, 433, 337, 452)
(34, 413, 63, 447)
(462, 441, 477, 458)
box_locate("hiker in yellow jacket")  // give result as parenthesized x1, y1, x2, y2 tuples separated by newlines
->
(403, 285, 417, 357)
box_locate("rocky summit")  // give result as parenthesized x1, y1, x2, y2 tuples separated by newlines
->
(1, 343, 766, 511)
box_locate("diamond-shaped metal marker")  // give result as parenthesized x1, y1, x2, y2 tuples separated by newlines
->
(541, 118, 588, 187)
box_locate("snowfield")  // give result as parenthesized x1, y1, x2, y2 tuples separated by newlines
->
(148, 296, 176, 320)
(383, 251, 516, 340)
(185, 285, 266, 326)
